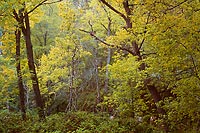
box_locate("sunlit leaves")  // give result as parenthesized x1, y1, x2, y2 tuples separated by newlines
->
(0, 0, 200, 130)
(107, 55, 147, 116)
(38, 36, 90, 94)
(59, 1, 76, 31)
(0, 58, 17, 103)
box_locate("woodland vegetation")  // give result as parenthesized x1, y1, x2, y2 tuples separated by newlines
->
(0, 0, 200, 132)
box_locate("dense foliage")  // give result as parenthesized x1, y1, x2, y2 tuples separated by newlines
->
(0, 110, 156, 133)
(0, 0, 200, 132)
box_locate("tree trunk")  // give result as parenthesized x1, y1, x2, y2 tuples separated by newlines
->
(23, 12, 45, 119)
(147, 84, 166, 115)
(66, 47, 78, 112)
(94, 46, 100, 105)
(122, 0, 166, 117)
(104, 16, 112, 94)
(100, 1, 168, 131)
(15, 28, 26, 120)
(123, 1, 168, 131)
(104, 48, 111, 94)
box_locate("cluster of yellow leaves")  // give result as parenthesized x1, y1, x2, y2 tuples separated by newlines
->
(59, 1, 76, 31)
(0, 0, 51, 103)
(38, 35, 91, 94)
(0, 58, 18, 103)
(108, 55, 148, 115)
(97, 0, 200, 124)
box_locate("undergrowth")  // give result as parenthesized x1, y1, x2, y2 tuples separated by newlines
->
(0, 110, 157, 133)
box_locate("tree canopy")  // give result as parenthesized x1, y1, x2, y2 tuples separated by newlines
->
(0, 0, 200, 132)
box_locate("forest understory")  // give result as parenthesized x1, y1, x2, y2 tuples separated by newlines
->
(0, 0, 200, 132)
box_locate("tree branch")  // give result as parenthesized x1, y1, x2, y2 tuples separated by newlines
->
(99, 0, 127, 21)
(100, 4, 112, 32)
(164, 0, 188, 12)
(139, 11, 150, 50)
(13, 9, 27, 35)
(44, 0, 63, 4)
(26, 0, 47, 15)
(190, 55, 200, 80)
(23, 0, 63, 19)
(79, 29, 135, 55)
(13, 9, 20, 22)
(123, 0, 131, 16)
(100, 23, 108, 32)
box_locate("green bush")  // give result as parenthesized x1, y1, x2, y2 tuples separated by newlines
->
(0, 110, 177, 133)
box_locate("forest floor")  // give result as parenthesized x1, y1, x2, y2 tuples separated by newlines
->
(0, 110, 158, 133)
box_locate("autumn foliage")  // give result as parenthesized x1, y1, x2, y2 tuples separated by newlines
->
(0, 0, 200, 132)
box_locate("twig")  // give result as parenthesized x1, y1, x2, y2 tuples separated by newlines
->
(164, 0, 188, 13)
(139, 11, 151, 50)
(25, 0, 63, 17)
(99, 0, 127, 21)
(26, 0, 47, 15)
(79, 29, 135, 55)
(44, 0, 63, 4)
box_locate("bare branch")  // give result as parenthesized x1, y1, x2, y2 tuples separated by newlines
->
(26, 0, 47, 15)
(23, 0, 63, 19)
(99, 0, 127, 21)
(79, 29, 135, 55)
(100, 4, 110, 32)
(100, 23, 108, 32)
(44, 0, 63, 4)
(88, 20, 94, 32)
(139, 11, 150, 50)
(13, 9, 20, 22)
(139, 39, 145, 50)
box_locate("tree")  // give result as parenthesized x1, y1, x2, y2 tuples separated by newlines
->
(0, 0, 200, 131)
(81, 0, 165, 119)
(79, 0, 200, 131)
(31, 4, 63, 61)
(98, 0, 166, 115)
(15, 28, 26, 120)
(13, 3, 46, 119)
(1, 0, 67, 119)
(144, 0, 200, 130)
(0, 0, 63, 119)
(38, 36, 90, 113)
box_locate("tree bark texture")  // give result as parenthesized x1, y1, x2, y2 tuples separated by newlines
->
(13, 8, 45, 119)
(23, 12, 45, 119)
(15, 28, 26, 120)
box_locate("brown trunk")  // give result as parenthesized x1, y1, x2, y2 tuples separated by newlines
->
(15, 28, 26, 120)
(22, 12, 45, 119)
(147, 85, 166, 114)
(100, 1, 167, 128)
(122, 0, 165, 115)
(123, 1, 168, 131)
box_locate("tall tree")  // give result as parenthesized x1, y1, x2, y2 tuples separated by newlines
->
(91, 0, 200, 131)
(10, 0, 54, 118)
(13, 6, 45, 118)
(98, 0, 166, 116)
(15, 28, 26, 120)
